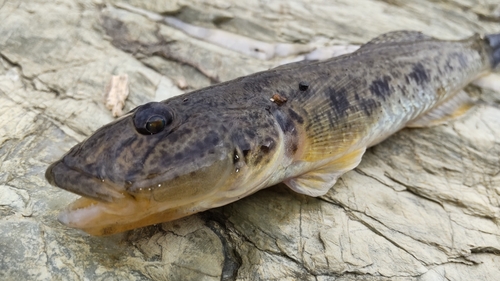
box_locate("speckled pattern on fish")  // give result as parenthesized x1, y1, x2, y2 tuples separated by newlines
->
(45, 31, 500, 235)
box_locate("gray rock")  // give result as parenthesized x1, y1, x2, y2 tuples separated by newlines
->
(1, 0, 499, 280)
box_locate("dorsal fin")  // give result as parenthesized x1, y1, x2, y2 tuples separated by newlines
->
(360, 31, 433, 50)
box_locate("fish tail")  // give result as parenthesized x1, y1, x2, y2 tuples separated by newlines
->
(485, 33, 500, 69)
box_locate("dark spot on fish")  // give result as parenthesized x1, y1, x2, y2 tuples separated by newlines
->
(149, 155, 161, 167)
(83, 163, 96, 175)
(174, 152, 183, 161)
(245, 129, 256, 139)
(232, 131, 252, 163)
(260, 145, 270, 154)
(407, 63, 429, 84)
(136, 138, 145, 148)
(275, 111, 296, 135)
(254, 154, 263, 165)
(263, 137, 275, 151)
(183, 98, 189, 102)
(242, 149, 250, 158)
(396, 85, 407, 96)
(168, 132, 179, 142)
(359, 98, 379, 117)
(146, 173, 158, 179)
(327, 87, 350, 117)
(290, 143, 298, 154)
(205, 131, 221, 147)
(299, 81, 309, 91)
(288, 108, 304, 124)
(454, 53, 468, 68)
(250, 112, 260, 120)
(354, 93, 360, 101)
(193, 140, 206, 154)
(369, 76, 392, 100)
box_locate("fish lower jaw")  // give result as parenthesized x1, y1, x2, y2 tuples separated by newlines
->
(58, 196, 138, 235)
(57, 196, 208, 236)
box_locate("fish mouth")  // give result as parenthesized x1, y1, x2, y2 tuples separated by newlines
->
(45, 160, 223, 236)
(56, 194, 199, 236)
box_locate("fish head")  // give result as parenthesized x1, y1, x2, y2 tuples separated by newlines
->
(46, 100, 284, 235)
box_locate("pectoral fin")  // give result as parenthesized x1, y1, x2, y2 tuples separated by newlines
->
(406, 90, 475, 128)
(284, 147, 366, 196)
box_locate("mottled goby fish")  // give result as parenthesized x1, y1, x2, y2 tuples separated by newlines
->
(46, 31, 500, 236)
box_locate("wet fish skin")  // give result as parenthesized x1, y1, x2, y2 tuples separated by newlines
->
(45, 31, 500, 235)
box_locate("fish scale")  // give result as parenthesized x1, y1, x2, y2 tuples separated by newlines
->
(45, 31, 500, 235)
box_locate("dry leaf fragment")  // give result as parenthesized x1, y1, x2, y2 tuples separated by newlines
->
(104, 74, 129, 117)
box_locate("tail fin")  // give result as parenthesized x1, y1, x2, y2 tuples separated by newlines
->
(485, 33, 500, 69)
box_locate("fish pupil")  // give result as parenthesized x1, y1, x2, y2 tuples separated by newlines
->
(145, 115, 166, 134)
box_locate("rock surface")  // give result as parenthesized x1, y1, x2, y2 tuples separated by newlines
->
(1, 0, 500, 280)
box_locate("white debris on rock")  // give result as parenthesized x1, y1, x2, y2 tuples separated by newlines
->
(105, 74, 130, 117)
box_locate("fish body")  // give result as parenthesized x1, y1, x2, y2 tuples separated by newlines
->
(46, 31, 500, 235)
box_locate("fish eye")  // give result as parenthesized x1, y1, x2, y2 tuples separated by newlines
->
(145, 115, 167, 134)
(133, 102, 174, 135)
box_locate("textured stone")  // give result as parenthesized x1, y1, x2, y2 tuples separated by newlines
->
(1, 0, 500, 280)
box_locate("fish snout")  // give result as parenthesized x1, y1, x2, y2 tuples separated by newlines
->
(45, 159, 125, 202)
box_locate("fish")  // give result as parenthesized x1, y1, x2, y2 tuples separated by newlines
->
(45, 31, 500, 236)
